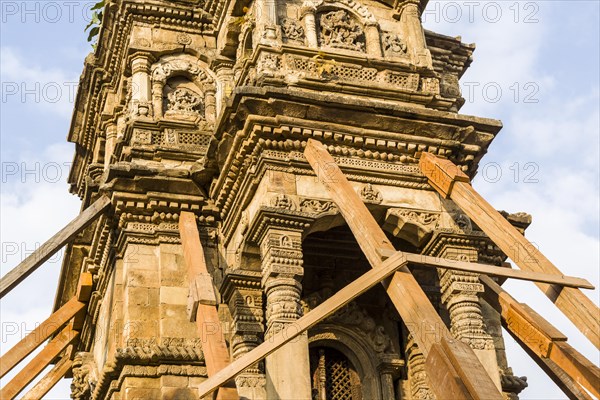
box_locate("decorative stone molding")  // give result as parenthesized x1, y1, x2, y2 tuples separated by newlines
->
(116, 337, 205, 363)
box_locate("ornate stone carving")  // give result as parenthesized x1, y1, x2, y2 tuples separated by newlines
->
(269, 193, 297, 211)
(115, 337, 205, 363)
(260, 229, 304, 336)
(501, 369, 528, 398)
(436, 250, 495, 350)
(299, 198, 337, 215)
(440, 73, 461, 98)
(318, 10, 365, 51)
(257, 52, 281, 75)
(359, 183, 383, 203)
(382, 32, 407, 55)
(281, 18, 305, 42)
(303, 298, 395, 356)
(71, 352, 98, 400)
(166, 88, 204, 114)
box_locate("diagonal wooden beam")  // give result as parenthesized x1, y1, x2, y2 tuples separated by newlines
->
(0, 195, 110, 298)
(481, 275, 600, 399)
(0, 297, 84, 378)
(304, 139, 503, 400)
(398, 252, 594, 289)
(0, 324, 79, 399)
(197, 251, 409, 398)
(179, 212, 239, 400)
(419, 152, 600, 349)
(21, 351, 73, 400)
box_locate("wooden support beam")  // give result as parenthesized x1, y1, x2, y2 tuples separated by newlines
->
(400, 252, 594, 289)
(0, 297, 84, 379)
(179, 212, 239, 400)
(21, 352, 73, 400)
(0, 195, 110, 298)
(304, 139, 503, 400)
(0, 324, 79, 400)
(419, 152, 600, 348)
(481, 275, 600, 399)
(197, 251, 409, 398)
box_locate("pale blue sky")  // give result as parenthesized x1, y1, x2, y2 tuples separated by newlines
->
(1, 1, 598, 399)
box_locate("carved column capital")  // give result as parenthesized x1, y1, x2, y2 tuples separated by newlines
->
(424, 237, 494, 351)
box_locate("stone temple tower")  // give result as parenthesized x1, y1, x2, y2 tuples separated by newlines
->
(53, 0, 531, 398)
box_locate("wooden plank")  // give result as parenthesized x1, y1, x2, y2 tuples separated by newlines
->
(481, 275, 600, 399)
(197, 251, 409, 398)
(551, 341, 600, 398)
(0, 324, 78, 399)
(304, 139, 503, 400)
(21, 352, 73, 400)
(178, 212, 239, 400)
(509, 329, 593, 400)
(403, 253, 594, 289)
(420, 152, 600, 348)
(0, 196, 110, 298)
(425, 340, 473, 400)
(73, 272, 94, 330)
(0, 297, 84, 378)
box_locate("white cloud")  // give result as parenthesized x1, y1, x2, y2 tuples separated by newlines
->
(0, 142, 79, 398)
(426, 1, 599, 398)
(0, 47, 80, 117)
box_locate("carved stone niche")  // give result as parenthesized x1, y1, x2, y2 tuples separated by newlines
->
(150, 54, 216, 124)
(163, 77, 204, 119)
(317, 9, 366, 52)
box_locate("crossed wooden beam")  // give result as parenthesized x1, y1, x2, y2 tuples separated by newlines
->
(1, 140, 598, 399)
(188, 140, 599, 400)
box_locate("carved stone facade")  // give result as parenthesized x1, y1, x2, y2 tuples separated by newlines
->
(53, 0, 529, 398)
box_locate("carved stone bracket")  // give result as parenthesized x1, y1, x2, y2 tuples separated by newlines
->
(383, 207, 440, 247)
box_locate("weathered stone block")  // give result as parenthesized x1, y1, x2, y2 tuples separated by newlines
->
(160, 286, 189, 305)
(160, 374, 189, 387)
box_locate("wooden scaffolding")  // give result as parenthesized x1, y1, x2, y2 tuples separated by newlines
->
(1, 140, 598, 399)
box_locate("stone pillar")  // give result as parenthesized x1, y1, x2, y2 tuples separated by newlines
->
(212, 59, 235, 113)
(395, 0, 432, 68)
(364, 22, 383, 58)
(222, 270, 267, 399)
(436, 245, 502, 390)
(130, 53, 153, 117)
(104, 122, 117, 170)
(257, 0, 278, 44)
(260, 228, 311, 400)
(204, 87, 217, 124)
(152, 80, 164, 119)
(301, 5, 318, 48)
